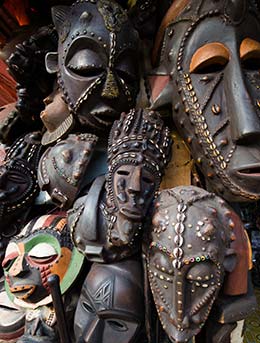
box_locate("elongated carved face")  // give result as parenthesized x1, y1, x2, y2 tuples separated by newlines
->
(2, 215, 83, 309)
(113, 163, 156, 221)
(74, 260, 143, 343)
(158, 0, 260, 202)
(48, 1, 140, 132)
(147, 187, 236, 343)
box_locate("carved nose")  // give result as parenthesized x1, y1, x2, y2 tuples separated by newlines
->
(128, 166, 142, 194)
(101, 69, 119, 99)
(9, 255, 28, 277)
(225, 60, 260, 144)
(83, 317, 104, 343)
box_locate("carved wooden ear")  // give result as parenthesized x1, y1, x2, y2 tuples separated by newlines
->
(223, 248, 237, 273)
(51, 6, 70, 33)
(45, 52, 59, 74)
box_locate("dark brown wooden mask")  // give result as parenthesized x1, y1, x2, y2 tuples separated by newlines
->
(153, 0, 260, 202)
(74, 259, 144, 343)
(147, 186, 237, 343)
(46, 0, 140, 133)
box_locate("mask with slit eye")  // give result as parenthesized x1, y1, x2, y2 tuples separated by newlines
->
(2, 214, 84, 309)
(105, 108, 172, 246)
(0, 132, 43, 239)
(147, 186, 237, 343)
(74, 259, 144, 343)
(46, 0, 140, 132)
(153, 0, 260, 202)
(38, 133, 98, 209)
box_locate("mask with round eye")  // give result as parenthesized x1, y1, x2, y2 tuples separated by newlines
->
(74, 259, 144, 343)
(3, 214, 84, 309)
(147, 186, 240, 343)
(45, 0, 140, 133)
(151, 0, 260, 202)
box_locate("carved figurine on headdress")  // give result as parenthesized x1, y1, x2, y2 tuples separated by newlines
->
(145, 186, 254, 343)
(1, 214, 84, 342)
(68, 108, 172, 262)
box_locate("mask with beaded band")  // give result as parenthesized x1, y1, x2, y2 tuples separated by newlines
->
(151, 0, 260, 202)
(146, 186, 240, 343)
(105, 108, 172, 246)
(45, 0, 140, 133)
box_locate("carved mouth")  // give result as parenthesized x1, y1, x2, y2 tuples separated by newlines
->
(237, 165, 260, 176)
(92, 110, 119, 125)
(121, 207, 142, 220)
(10, 285, 36, 300)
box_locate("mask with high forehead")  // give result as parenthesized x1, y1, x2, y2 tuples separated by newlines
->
(74, 259, 144, 343)
(46, 0, 140, 132)
(153, 0, 260, 202)
(2, 214, 84, 309)
(106, 108, 172, 246)
(147, 186, 237, 343)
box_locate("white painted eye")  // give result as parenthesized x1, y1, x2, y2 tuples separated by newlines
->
(5, 242, 19, 258)
(28, 243, 57, 258)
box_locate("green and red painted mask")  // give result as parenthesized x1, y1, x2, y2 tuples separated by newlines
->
(2, 214, 84, 309)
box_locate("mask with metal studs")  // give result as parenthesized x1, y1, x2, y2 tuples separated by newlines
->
(147, 186, 237, 343)
(152, 0, 260, 202)
(45, 0, 140, 132)
(0, 132, 44, 239)
(74, 259, 144, 343)
(2, 214, 84, 309)
(38, 133, 98, 209)
(105, 108, 172, 246)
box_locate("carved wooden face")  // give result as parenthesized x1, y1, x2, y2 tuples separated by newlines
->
(160, 0, 260, 201)
(113, 163, 156, 221)
(147, 187, 236, 343)
(2, 215, 83, 309)
(48, 1, 140, 132)
(74, 260, 143, 343)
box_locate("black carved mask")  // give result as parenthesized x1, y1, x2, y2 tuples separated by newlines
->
(46, 0, 140, 132)
(147, 186, 237, 343)
(154, 0, 260, 202)
(74, 260, 144, 343)
(38, 133, 98, 209)
(106, 109, 172, 246)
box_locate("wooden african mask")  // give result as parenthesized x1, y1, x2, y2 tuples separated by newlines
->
(154, 0, 260, 202)
(74, 259, 144, 343)
(147, 186, 237, 343)
(105, 109, 172, 246)
(38, 133, 98, 209)
(46, 0, 140, 132)
(2, 214, 84, 310)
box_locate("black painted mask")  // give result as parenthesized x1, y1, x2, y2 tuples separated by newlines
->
(46, 0, 140, 132)
(0, 132, 43, 239)
(74, 259, 144, 343)
(38, 133, 98, 209)
(147, 186, 237, 343)
(154, 0, 260, 202)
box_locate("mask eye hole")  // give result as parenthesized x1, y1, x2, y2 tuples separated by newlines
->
(240, 38, 260, 71)
(82, 301, 95, 313)
(190, 42, 230, 74)
(107, 319, 128, 332)
(116, 170, 130, 176)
